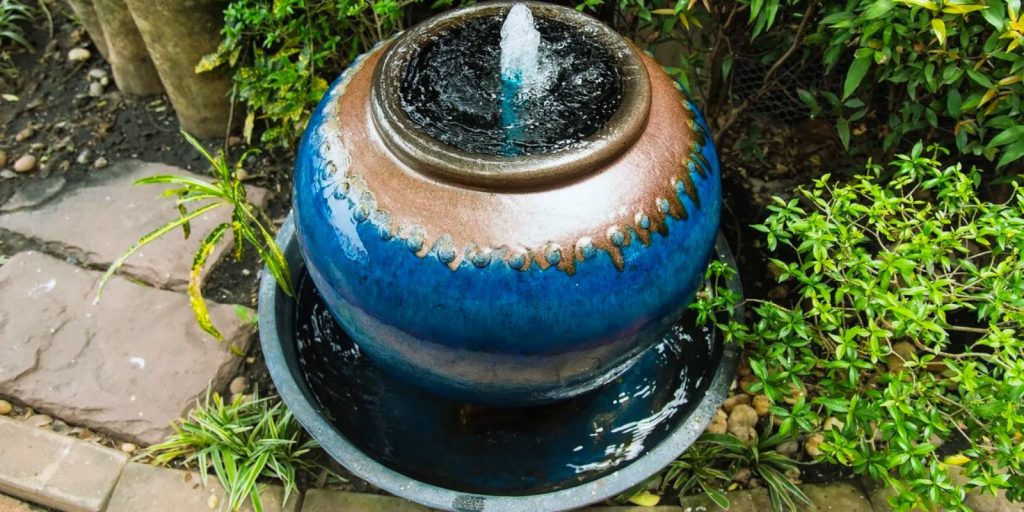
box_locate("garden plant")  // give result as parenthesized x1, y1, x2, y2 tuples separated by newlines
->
(146, 390, 335, 512)
(691, 144, 1024, 511)
(99, 130, 292, 350)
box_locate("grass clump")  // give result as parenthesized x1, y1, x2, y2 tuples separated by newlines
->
(146, 391, 332, 512)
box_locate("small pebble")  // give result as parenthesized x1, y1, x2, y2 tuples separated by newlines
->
(0, 399, 12, 415)
(51, 419, 70, 434)
(100, 76, 109, 86)
(13, 154, 36, 173)
(93, 156, 108, 169)
(28, 414, 53, 428)
(120, 442, 138, 454)
(207, 494, 218, 509)
(776, 440, 799, 456)
(87, 68, 108, 80)
(805, 433, 825, 457)
(739, 375, 756, 394)
(14, 126, 34, 142)
(752, 394, 771, 416)
(88, 82, 104, 97)
(722, 394, 751, 413)
(229, 376, 248, 395)
(705, 408, 727, 435)
(726, 404, 759, 443)
(228, 136, 242, 147)
(76, 149, 92, 164)
(1, 170, 18, 179)
(67, 47, 91, 62)
(0, 150, 7, 168)
(823, 416, 845, 431)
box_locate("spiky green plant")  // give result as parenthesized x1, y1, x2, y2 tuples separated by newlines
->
(661, 429, 811, 511)
(0, 0, 34, 50)
(146, 391, 332, 512)
(98, 130, 293, 352)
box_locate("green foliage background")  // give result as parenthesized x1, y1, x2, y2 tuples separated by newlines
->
(695, 146, 1024, 511)
(207, 0, 1024, 169)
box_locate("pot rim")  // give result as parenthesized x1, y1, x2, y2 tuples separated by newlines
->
(370, 1, 652, 191)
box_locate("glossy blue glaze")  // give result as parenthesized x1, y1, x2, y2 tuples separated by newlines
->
(293, 49, 722, 405)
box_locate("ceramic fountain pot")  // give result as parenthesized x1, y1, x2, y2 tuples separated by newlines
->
(292, 1, 721, 405)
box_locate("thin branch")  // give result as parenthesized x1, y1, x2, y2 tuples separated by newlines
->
(714, 0, 819, 139)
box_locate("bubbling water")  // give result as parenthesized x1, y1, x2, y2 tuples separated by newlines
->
(500, 4, 546, 91)
(398, 7, 624, 156)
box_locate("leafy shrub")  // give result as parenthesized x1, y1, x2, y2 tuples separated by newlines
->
(202, 0, 449, 147)
(815, 0, 1024, 167)
(695, 144, 1024, 511)
(577, 0, 1024, 168)
(99, 130, 293, 350)
(147, 391, 333, 512)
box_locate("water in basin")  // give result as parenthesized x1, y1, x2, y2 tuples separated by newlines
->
(399, 4, 624, 156)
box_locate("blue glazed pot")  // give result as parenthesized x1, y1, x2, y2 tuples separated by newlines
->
(292, 2, 721, 405)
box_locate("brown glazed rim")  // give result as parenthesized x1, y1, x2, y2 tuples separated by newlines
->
(370, 1, 652, 191)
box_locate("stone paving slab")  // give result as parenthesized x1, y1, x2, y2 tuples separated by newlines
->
(679, 486, 773, 511)
(0, 493, 48, 512)
(579, 507, 683, 511)
(0, 160, 269, 290)
(106, 463, 300, 512)
(678, 482, 872, 512)
(301, 490, 433, 512)
(860, 476, 1024, 512)
(0, 251, 253, 445)
(0, 417, 126, 512)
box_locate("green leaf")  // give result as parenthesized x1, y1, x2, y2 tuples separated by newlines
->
(982, 0, 1006, 29)
(931, 18, 946, 46)
(837, 117, 851, 149)
(996, 141, 1024, 167)
(844, 56, 873, 99)
(947, 89, 962, 117)
(189, 223, 231, 343)
(989, 126, 1024, 147)
(627, 490, 661, 506)
(797, 88, 821, 114)
(966, 69, 995, 89)
(864, 0, 895, 19)
(97, 202, 224, 298)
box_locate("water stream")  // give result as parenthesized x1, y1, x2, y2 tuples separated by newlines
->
(499, 4, 546, 152)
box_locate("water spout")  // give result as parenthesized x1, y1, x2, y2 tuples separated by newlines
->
(500, 3, 546, 153)
(500, 4, 543, 88)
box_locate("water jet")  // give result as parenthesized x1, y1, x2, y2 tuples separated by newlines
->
(260, 2, 740, 510)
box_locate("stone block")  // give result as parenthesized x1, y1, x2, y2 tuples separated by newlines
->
(0, 417, 126, 512)
(0, 160, 269, 290)
(0, 252, 252, 444)
(301, 490, 433, 512)
(106, 463, 300, 512)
